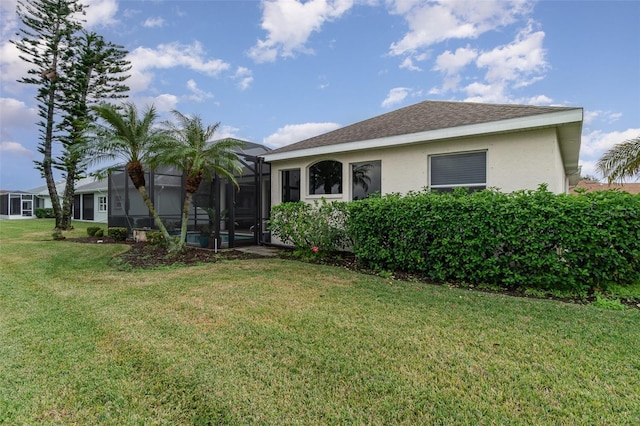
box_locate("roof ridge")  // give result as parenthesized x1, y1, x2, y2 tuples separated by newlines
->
(267, 100, 581, 155)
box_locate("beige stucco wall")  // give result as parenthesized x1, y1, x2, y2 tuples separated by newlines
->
(269, 127, 567, 206)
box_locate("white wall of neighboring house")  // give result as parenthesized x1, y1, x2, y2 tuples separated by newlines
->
(74, 190, 109, 223)
(21, 178, 109, 223)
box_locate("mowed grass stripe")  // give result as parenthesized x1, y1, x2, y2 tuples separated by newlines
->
(1, 219, 639, 424)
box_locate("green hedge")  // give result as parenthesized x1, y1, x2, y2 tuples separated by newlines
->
(87, 226, 101, 236)
(107, 227, 128, 241)
(348, 187, 640, 291)
(35, 208, 55, 218)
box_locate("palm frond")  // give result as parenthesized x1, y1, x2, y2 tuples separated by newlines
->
(597, 136, 640, 183)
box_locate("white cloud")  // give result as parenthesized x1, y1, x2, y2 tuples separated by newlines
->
(153, 94, 179, 112)
(248, 0, 355, 63)
(434, 46, 477, 75)
(436, 23, 548, 104)
(234, 67, 254, 90)
(579, 128, 640, 180)
(580, 128, 640, 158)
(80, 0, 119, 28)
(0, 41, 31, 92)
(264, 122, 341, 148)
(186, 79, 214, 102)
(0, 141, 33, 157)
(475, 24, 548, 86)
(0, 98, 38, 128)
(399, 57, 421, 71)
(525, 95, 553, 105)
(388, 0, 532, 56)
(381, 87, 410, 107)
(143, 17, 165, 28)
(214, 125, 242, 140)
(432, 46, 477, 92)
(583, 110, 623, 127)
(0, 0, 18, 39)
(463, 81, 509, 104)
(127, 42, 231, 93)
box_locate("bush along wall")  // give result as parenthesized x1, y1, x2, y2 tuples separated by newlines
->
(35, 208, 55, 218)
(269, 199, 351, 257)
(347, 186, 640, 292)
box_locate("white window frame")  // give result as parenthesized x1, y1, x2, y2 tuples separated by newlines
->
(429, 150, 487, 191)
(98, 195, 108, 212)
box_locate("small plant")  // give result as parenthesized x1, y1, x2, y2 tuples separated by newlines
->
(94, 229, 104, 238)
(52, 230, 65, 240)
(146, 231, 167, 247)
(198, 224, 212, 236)
(87, 226, 101, 236)
(108, 227, 128, 241)
(591, 294, 626, 310)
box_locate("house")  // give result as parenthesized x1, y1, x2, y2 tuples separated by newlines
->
(262, 100, 583, 206)
(100, 101, 584, 247)
(0, 190, 36, 219)
(27, 176, 109, 223)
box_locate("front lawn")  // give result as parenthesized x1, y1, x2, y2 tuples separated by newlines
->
(1, 219, 639, 424)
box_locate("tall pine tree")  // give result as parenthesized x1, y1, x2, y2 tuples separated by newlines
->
(12, 0, 84, 229)
(57, 31, 130, 229)
(12, 0, 130, 229)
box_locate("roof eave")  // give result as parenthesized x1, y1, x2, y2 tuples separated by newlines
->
(262, 108, 583, 162)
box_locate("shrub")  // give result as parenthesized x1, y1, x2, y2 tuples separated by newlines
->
(35, 208, 55, 218)
(87, 226, 101, 236)
(348, 186, 640, 292)
(270, 199, 351, 256)
(146, 231, 167, 247)
(52, 230, 65, 240)
(94, 229, 104, 238)
(108, 227, 128, 241)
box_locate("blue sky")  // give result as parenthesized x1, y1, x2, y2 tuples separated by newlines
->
(1, 0, 638, 190)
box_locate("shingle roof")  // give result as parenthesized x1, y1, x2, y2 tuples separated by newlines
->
(570, 179, 640, 195)
(268, 100, 579, 155)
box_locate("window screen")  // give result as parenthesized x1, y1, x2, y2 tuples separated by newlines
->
(430, 151, 486, 191)
(309, 160, 342, 195)
(281, 169, 300, 202)
(352, 161, 381, 200)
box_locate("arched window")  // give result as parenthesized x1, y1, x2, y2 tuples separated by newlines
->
(309, 160, 342, 195)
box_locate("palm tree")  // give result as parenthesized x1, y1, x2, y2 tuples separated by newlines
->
(86, 102, 175, 248)
(597, 135, 640, 183)
(154, 110, 244, 253)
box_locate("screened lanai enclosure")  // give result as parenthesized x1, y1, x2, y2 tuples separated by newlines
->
(108, 141, 271, 248)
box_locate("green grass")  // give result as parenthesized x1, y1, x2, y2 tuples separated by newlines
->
(1, 219, 639, 424)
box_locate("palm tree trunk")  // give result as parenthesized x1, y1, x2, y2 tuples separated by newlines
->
(173, 191, 194, 254)
(136, 185, 175, 250)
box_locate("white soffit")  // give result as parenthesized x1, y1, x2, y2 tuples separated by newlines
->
(263, 109, 583, 162)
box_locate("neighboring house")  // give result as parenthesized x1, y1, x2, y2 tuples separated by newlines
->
(29, 179, 66, 211)
(0, 190, 36, 219)
(73, 177, 109, 223)
(28, 176, 109, 223)
(570, 179, 640, 194)
(262, 100, 583, 206)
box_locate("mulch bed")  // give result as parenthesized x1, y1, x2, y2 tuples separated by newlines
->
(64, 236, 265, 269)
(62, 236, 639, 309)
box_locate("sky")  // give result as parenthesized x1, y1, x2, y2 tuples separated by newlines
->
(0, 0, 639, 191)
